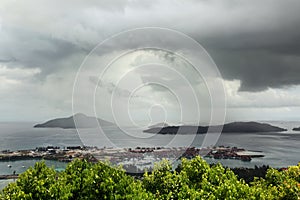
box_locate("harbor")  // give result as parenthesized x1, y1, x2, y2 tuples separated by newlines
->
(0, 146, 264, 162)
(0, 145, 265, 174)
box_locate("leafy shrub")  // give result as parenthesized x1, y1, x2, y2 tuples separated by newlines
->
(1, 157, 299, 199)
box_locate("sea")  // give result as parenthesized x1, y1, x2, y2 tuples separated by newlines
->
(0, 121, 299, 189)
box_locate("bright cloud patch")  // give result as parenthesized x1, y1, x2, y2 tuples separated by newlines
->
(0, 65, 40, 89)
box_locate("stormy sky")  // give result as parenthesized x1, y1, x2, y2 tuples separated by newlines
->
(1, 0, 300, 123)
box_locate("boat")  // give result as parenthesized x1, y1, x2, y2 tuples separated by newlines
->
(7, 165, 12, 168)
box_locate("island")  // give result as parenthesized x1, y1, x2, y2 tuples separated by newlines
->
(292, 127, 300, 131)
(143, 121, 287, 134)
(34, 113, 115, 129)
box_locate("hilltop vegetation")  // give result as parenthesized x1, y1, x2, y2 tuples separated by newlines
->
(1, 157, 299, 199)
(144, 122, 287, 134)
(34, 113, 114, 129)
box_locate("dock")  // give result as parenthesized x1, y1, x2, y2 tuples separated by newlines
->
(0, 174, 18, 180)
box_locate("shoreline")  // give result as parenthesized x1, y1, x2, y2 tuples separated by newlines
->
(0, 145, 264, 163)
(0, 145, 267, 175)
(0, 146, 292, 184)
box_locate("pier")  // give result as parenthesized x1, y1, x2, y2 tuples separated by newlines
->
(0, 174, 18, 180)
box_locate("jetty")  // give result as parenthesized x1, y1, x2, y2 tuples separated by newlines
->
(0, 174, 18, 180)
(204, 146, 264, 162)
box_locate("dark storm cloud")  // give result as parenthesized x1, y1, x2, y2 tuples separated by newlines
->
(190, 0, 300, 91)
(1, 0, 300, 91)
(2, 0, 300, 121)
(207, 49, 300, 91)
(0, 25, 87, 77)
(201, 33, 300, 91)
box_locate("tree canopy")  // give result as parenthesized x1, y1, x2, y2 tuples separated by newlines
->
(1, 157, 299, 199)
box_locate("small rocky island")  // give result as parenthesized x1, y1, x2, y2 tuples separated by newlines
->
(292, 127, 300, 131)
(144, 121, 287, 134)
(34, 113, 115, 129)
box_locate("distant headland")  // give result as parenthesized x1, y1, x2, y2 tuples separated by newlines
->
(34, 113, 115, 129)
(144, 121, 287, 134)
(292, 127, 300, 131)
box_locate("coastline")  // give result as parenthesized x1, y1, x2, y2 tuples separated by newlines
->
(0, 146, 294, 190)
(0, 145, 264, 164)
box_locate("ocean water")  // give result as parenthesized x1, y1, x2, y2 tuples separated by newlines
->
(0, 121, 299, 189)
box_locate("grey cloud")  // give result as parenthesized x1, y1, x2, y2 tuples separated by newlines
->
(0, 25, 87, 77)
(89, 76, 138, 97)
(1, 0, 300, 92)
(188, 0, 300, 91)
(203, 37, 300, 91)
(0, 57, 17, 63)
(1, 0, 300, 122)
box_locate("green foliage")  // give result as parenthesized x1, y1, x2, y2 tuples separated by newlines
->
(1, 157, 299, 199)
(1, 161, 70, 200)
(143, 159, 188, 199)
(62, 159, 150, 199)
(143, 157, 251, 199)
(251, 163, 300, 200)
